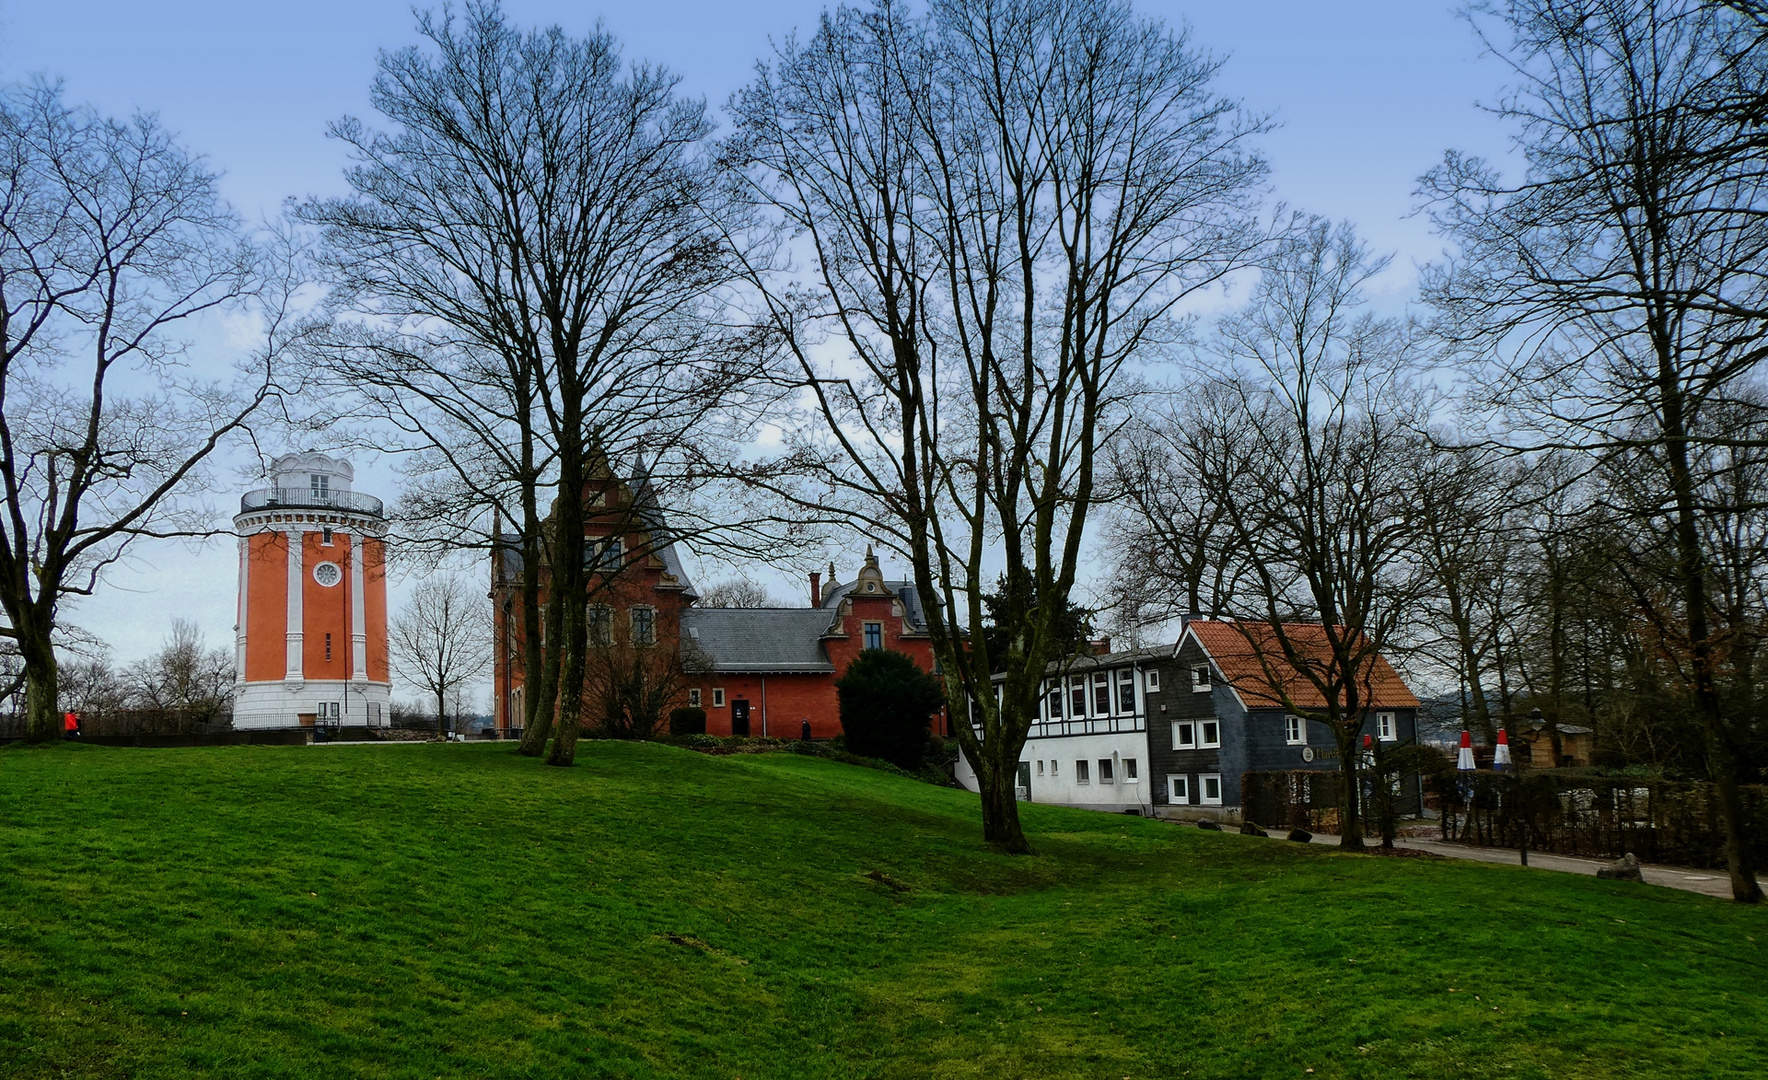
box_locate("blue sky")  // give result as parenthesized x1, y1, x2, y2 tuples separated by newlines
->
(0, 1, 1514, 678)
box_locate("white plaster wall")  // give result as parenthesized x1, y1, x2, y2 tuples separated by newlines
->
(955, 730, 1153, 813)
(233, 680, 391, 730)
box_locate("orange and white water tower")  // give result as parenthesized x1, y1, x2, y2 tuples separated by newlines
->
(233, 452, 391, 729)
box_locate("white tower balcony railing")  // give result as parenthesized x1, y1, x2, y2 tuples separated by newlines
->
(239, 487, 385, 518)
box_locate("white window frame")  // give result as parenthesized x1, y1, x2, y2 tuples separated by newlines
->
(1122, 758, 1138, 783)
(1377, 712, 1396, 742)
(1200, 773, 1224, 806)
(1036, 760, 1045, 776)
(1070, 679, 1087, 718)
(1050, 759, 1058, 776)
(1199, 719, 1221, 749)
(1172, 720, 1196, 750)
(1285, 714, 1306, 745)
(1097, 758, 1114, 784)
(1192, 664, 1212, 692)
(1046, 681, 1064, 719)
(712, 688, 725, 708)
(1168, 774, 1189, 802)
(1075, 759, 1090, 784)
(1146, 668, 1160, 691)
(1116, 669, 1136, 713)
(1092, 672, 1110, 715)
(688, 688, 702, 708)
(311, 473, 329, 499)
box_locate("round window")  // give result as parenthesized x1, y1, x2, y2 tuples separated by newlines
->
(313, 561, 342, 587)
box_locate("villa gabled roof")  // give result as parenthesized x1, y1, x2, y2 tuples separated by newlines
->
(1182, 619, 1419, 711)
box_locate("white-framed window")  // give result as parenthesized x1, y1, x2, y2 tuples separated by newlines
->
(1117, 669, 1136, 713)
(321, 526, 334, 545)
(1377, 712, 1396, 741)
(1070, 679, 1087, 717)
(1050, 759, 1058, 776)
(1286, 714, 1306, 745)
(712, 688, 725, 708)
(864, 621, 883, 649)
(311, 473, 329, 499)
(1046, 681, 1064, 719)
(1122, 758, 1138, 783)
(1092, 672, 1110, 714)
(1098, 758, 1115, 784)
(1168, 774, 1189, 802)
(688, 688, 702, 708)
(589, 605, 613, 647)
(1037, 760, 1045, 776)
(1146, 668, 1160, 691)
(631, 606, 656, 646)
(1173, 719, 1221, 750)
(1075, 760, 1090, 784)
(1192, 664, 1212, 692)
(1201, 773, 1223, 805)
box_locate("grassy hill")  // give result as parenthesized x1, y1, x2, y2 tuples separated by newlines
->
(1, 741, 1763, 1079)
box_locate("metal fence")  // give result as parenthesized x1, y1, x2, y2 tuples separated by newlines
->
(1433, 772, 1768, 869)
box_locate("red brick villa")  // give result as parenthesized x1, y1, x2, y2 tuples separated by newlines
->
(491, 462, 938, 739)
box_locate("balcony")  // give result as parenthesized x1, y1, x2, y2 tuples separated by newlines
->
(239, 487, 385, 518)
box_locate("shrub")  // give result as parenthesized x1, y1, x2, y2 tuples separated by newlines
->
(669, 707, 707, 736)
(835, 649, 946, 770)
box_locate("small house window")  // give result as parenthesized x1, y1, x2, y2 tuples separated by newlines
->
(1200, 719, 1221, 748)
(1075, 760, 1091, 784)
(311, 474, 329, 499)
(321, 527, 334, 545)
(1173, 720, 1195, 749)
(1117, 669, 1136, 712)
(589, 606, 613, 647)
(864, 621, 883, 650)
(1046, 682, 1064, 719)
(1146, 668, 1160, 691)
(713, 688, 725, 708)
(1192, 665, 1212, 692)
(1092, 672, 1110, 714)
(1122, 758, 1138, 783)
(688, 688, 702, 708)
(1070, 680, 1087, 717)
(1377, 712, 1396, 741)
(1168, 774, 1189, 801)
(1201, 773, 1223, 805)
(1050, 759, 1058, 776)
(1286, 714, 1306, 745)
(1037, 760, 1045, 776)
(1098, 759, 1114, 784)
(631, 607, 656, 646)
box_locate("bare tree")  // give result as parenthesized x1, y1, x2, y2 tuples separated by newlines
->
(1197, 218, 1427, 849)
(389, 575, 492, 738)
(729, 0, 1267, 852)
(1422, 0, 1768, 901)
(696, 577, 777, 608)
(125, 619, 234, 733)
(0, 81, 299, 742)
(303, 1, 774, 768)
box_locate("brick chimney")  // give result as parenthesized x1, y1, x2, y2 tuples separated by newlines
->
(809, 572, 822, 607)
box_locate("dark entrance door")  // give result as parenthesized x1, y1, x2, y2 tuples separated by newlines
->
(732, 699, 751, 737)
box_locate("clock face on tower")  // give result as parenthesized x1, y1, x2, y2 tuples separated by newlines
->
(313, 561, 342, 587)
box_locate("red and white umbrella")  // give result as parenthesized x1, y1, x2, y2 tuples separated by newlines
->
(1493, 728, 1512, 771)
(1457, 729, 1476, 771)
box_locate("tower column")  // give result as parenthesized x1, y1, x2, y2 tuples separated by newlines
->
(285, 525, 304, 683)
(350, 531, 368, 681)
(235, 535, 249, 677)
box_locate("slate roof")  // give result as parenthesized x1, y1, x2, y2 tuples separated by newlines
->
(819, 578, 930, 631)
(679, 607, 837, 673)
(1184, 619, 1420, 710)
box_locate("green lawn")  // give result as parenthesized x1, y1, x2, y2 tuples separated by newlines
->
(0, 742, 1763, 1079)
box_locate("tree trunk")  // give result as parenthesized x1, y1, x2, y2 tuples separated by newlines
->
(976, 746, 1034, 855)
(1335, 728, 1365, 850)
(22, 641, 59, 744)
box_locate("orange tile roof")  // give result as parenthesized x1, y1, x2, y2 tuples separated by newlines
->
(1184, 619, 1420, 711)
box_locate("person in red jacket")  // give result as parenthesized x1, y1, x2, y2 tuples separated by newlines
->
(63, 711, 79, 740)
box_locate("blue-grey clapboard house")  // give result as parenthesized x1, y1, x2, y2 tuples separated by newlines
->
(1146, 619, 1422, 822)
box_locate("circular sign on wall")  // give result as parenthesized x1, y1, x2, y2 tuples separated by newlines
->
(313, 561, 342, 587)
(1301, 746, 1316, 763)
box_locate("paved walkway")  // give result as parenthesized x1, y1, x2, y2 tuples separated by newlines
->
(1290, 831, 1763, 900)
